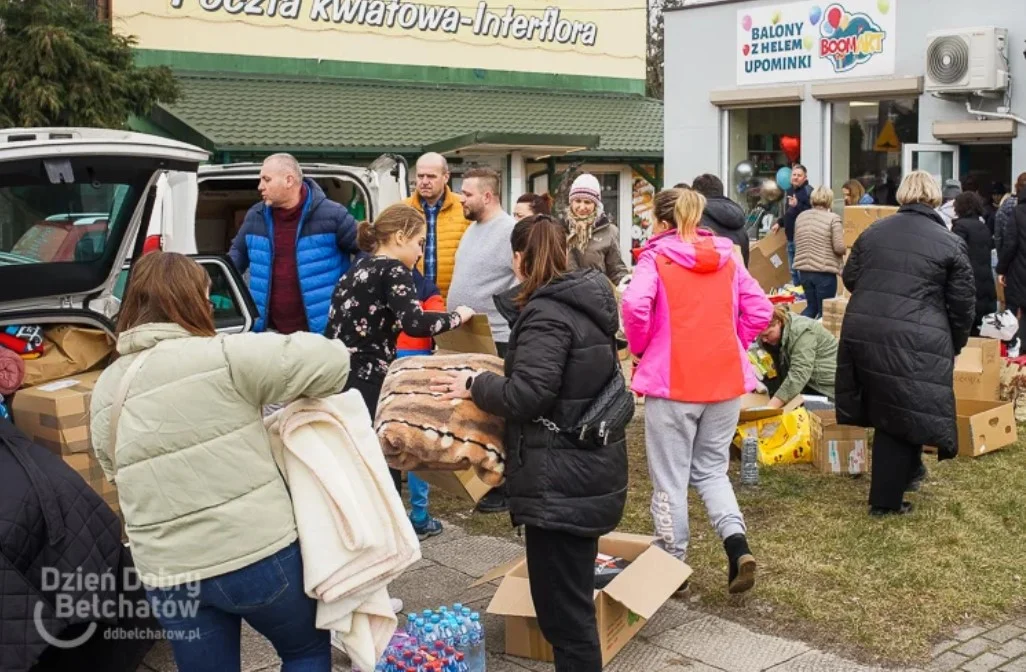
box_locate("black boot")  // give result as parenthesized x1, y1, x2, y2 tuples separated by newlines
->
(724, 534, 756, 594)
(475, 485, 509, 514)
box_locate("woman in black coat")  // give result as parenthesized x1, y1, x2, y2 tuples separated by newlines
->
(431, 215, 628, 672)
(951, 191, 997, 336)
(837, 170, 975, 516)
(997, 187, 1026, 345)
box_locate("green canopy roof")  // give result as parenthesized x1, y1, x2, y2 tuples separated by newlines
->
(153, 73, 663, 161)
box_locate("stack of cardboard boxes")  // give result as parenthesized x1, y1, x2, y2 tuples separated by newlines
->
(821, 297, 848, 339)
(945, 337, 1018, 457)
(10, 370, 125, 537)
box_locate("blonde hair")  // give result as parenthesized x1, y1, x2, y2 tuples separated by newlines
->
(843, 179, 866, 205)
(674, 189, 707, 242)
(896, 170, 943, 208)
(811, 185, 834, 209)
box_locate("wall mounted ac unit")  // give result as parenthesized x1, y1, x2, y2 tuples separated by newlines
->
(925, 27, 1009, 94)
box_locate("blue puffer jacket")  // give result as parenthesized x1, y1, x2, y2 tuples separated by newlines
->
(228, 179, 358, 334)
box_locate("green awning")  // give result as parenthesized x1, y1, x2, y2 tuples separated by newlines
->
(153, 73, 663, 160)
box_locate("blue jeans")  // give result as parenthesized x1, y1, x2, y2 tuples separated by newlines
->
(799, 271, 838, 319)
(146, 542, 330, 672)
(408, 473, 430, 523)
(787, 241, 800, 286)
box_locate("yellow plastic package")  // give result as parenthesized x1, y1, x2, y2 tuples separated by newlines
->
(733, 408, 813, 465)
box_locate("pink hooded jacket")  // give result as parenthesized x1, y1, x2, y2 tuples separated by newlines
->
(622, 229, 773, 403)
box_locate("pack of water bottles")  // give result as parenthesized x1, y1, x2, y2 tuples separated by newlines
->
(367, 603, 486, 672)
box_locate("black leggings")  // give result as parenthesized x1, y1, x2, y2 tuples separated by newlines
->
(345, 376, 403, 494)
(869, 429, 923, 510)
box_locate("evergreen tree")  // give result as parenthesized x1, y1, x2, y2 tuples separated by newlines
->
(0, 0, 179, 128)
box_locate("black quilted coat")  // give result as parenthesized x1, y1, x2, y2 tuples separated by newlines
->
(996, 190, 1026, 308)
(836, 204, 975, 457)
(472, 269, 628, 537)
(0, 420, 157, 672)
(951, 216, 997, 332)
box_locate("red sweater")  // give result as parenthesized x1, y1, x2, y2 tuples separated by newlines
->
(268, 187, 308, 334)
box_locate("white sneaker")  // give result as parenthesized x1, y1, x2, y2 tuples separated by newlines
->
(390, 597, 404, 614)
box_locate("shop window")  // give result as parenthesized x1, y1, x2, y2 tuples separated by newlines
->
(727, 106, 801, 240)
(830, 98, 918, 209)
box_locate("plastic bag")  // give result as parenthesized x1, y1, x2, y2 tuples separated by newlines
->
(733, 408, 813, 465)
(980, 310, 1019, 341)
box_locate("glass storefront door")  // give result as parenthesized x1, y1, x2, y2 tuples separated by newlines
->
(903, 143, 960, 190)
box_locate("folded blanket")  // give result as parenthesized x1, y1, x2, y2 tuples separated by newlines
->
(265, 392, 421, 672)
(374, 354, 506, 485)
(0, 347, 25, 394)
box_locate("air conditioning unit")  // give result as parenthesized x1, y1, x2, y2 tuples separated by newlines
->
(925, 27, 1009, 94)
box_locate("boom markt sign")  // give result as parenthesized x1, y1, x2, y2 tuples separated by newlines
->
(113, 0, 646, 81)
(736, 0, 896, 85)
(173, 0, 599, 46)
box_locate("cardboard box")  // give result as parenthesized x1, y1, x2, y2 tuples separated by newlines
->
(475, 532, 691, 667)
(843, 206, 898, 248)
(12, 371, 126, 538)
(433, 315, 498, 356)
(790, 300, 807, 314)
(411, 467, 493, 504)
(810, 410, 870, 475)
(748, 229, 791, 292)
(954, 337, 1001, 401)
(11, 371, 102, 455)
(954, 399, 1017, 457)
(738, 393, 804, 423)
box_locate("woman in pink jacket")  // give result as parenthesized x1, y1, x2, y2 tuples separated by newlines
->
(622, 188, 772, 595)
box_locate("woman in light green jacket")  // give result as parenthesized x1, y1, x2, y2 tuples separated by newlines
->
(759, 304, 838, 407)
(90, 252, 350, 672)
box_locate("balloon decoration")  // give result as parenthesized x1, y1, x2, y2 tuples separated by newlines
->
(826, 6, 842, 29)
(734, 161, 755, 186)
(741, 14, 752, 30)
(877, 0, 890, 13)
(776, 167, 793, 192)
(780, 136, 801, 164)
(760, 179, 784, 203)
(808, 5, 822, 25)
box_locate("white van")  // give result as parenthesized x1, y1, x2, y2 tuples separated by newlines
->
(0, 128, 408, 345)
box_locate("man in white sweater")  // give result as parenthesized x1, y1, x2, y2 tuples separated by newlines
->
(447, 167, 518, 357)
(447, 166, 518, 514)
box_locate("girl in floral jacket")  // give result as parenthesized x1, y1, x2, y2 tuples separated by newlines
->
(324, 204, 474, 492)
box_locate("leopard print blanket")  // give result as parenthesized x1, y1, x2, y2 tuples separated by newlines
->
(374, 354, 506, 485)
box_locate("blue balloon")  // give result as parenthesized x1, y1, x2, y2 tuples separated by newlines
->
(821, 22, 834, 37)
(809, 5, 822, 25)
(776, 167, 793, 192)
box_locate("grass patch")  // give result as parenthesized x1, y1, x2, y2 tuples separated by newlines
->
(427, 413, 1026, 664)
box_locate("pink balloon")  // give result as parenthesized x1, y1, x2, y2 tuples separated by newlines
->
(826, 6, 842, 28)
(742, 14, 752, 31)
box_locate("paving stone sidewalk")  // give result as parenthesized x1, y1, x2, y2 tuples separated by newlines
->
(137, 523, 1025, 672)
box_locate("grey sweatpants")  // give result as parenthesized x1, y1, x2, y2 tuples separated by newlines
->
(645, 396, 746, 561)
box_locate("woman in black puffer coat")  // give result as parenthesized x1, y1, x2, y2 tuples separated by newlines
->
(951, 191, 997, 336)
(837, 170, 975, 516)
(997, 186, 1026, 345)
(431, 215, 628, 672)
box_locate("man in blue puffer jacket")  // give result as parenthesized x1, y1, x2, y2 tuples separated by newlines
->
(229, 153, 359, 335)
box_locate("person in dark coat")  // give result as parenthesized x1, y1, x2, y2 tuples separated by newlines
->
(837, 170, 975, 517)
(0, 419, 158, 672)
(996, 186, 1026, 345)
(691, 174, 751, 266)
(431, 215, 628, 672)
(951, 191, 997, 336)
(772, 164, 813, 285)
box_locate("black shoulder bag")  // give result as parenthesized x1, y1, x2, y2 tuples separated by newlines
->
(535, 337, 635, 446)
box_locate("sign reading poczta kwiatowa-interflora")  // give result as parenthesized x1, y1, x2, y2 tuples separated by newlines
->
(737, 0, 896, 85)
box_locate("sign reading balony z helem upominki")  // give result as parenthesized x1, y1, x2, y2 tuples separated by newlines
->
(737, 0, 896, 85)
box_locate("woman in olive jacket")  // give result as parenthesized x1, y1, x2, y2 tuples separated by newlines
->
(837, 171, 975, 516)
(432, 215, 628, 672)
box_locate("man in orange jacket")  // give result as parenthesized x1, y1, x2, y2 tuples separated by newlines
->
(395, 269, 445, 539)
(404, 153, 470, 299)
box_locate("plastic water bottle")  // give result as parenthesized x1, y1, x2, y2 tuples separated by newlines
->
(741, 435, 759, 486)
(464, 612, 485, 672)
(422, 624, 438, 650)
(454, 652, 469, 672)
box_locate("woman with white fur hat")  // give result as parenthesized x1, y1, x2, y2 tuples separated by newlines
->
(565, 173, 630, 286)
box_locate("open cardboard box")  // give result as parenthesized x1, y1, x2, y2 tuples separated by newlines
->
(411, 467, 493, 504)
(748, 229, 791, 293)
(954, 337, 1001, 402)
(739, 393, 804, 423)
(954, 399, 1017, 457)
(809, 410, 870, 475)
(434, 314, 498, 357)
(473, 532, 691, 667)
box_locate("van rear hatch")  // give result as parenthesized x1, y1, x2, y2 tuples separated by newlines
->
(0, 128, 208, 327)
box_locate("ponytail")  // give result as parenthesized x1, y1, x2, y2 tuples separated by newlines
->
(510, 215, 568, 307)
(674, 189, 707, 242)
